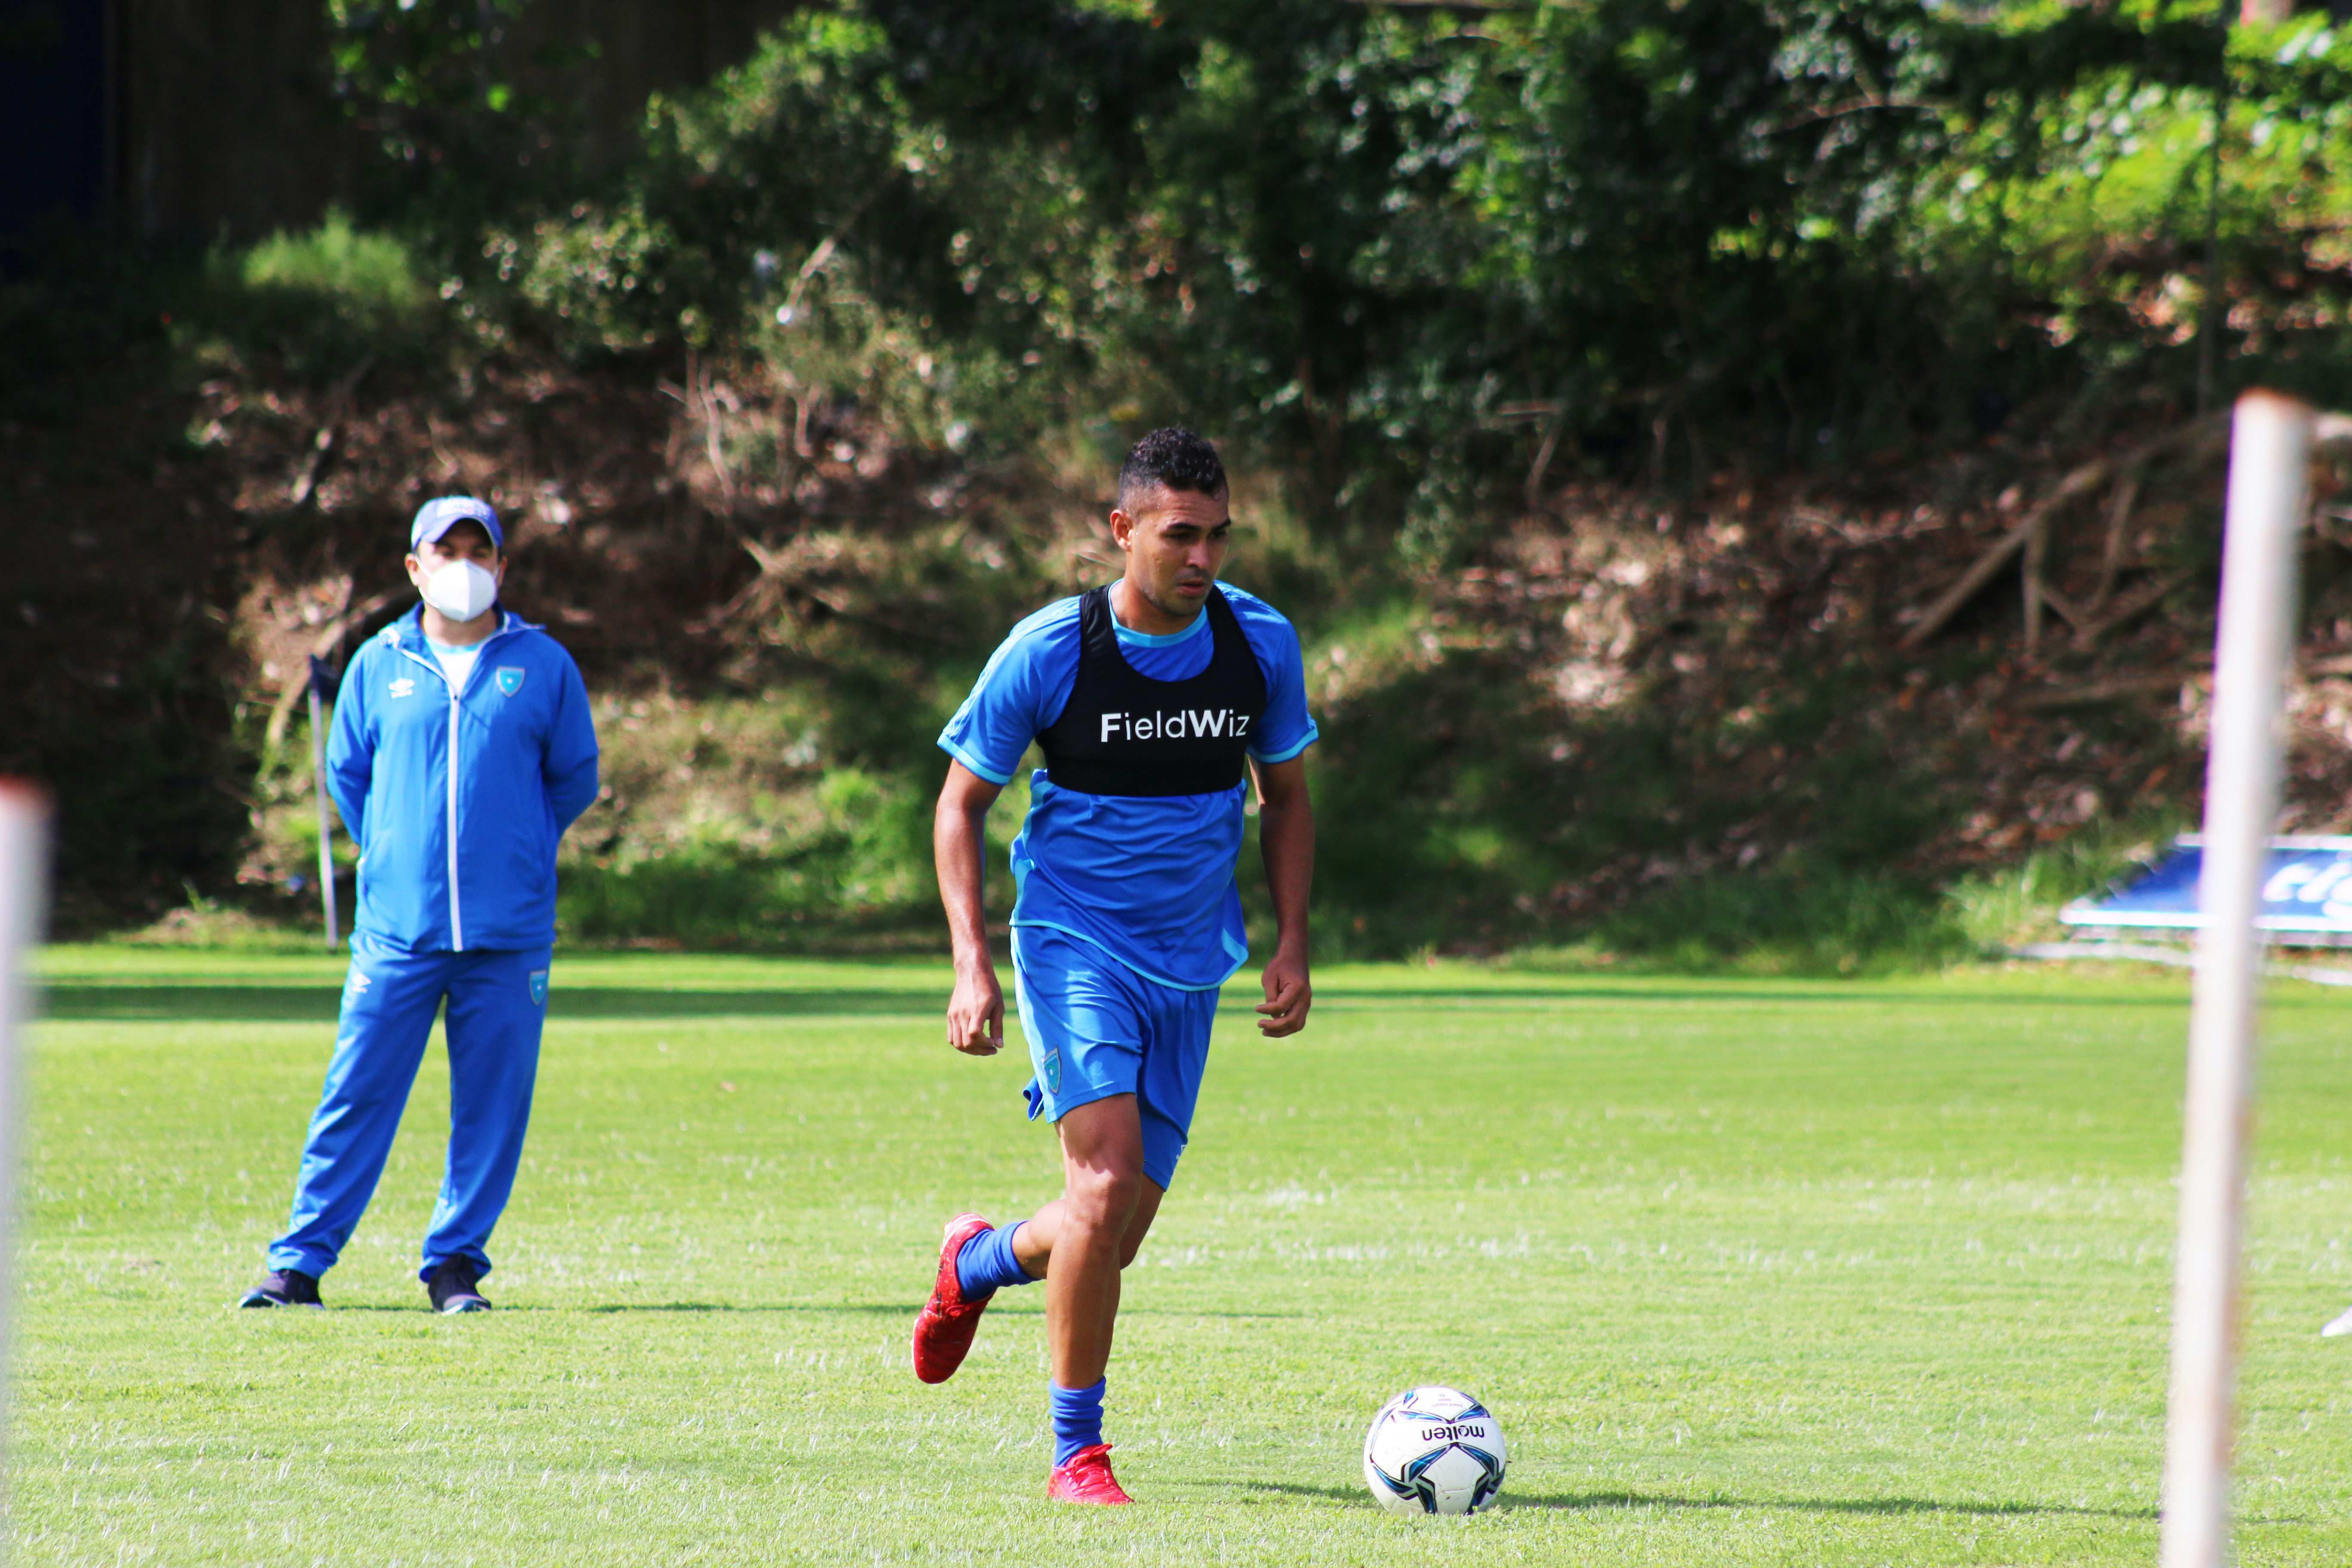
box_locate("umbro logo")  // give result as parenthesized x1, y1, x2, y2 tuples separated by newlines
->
(389, 677, 416, 698)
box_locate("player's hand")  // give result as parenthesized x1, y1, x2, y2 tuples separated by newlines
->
(1257, 951, 1311, 1038)
(947, 963, 1004, 1056)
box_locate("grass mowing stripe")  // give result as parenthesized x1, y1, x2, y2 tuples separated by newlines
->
(15, 950, 2352, 1563)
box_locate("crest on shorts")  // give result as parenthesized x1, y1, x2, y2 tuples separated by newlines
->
(496, 667, 526, 696)
(528, 970, 549, 1006)
(1041, 1045, 1061, 1093)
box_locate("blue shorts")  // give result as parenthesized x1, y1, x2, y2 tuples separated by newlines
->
(1012, 925, 1222, 1190)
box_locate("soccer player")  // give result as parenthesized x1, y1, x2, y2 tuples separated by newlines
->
(911, 428, 1318, 1504)
(239, 497, 599, 1314)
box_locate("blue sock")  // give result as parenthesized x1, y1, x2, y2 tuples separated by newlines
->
(954, 1222, 1038, 1298)
(1050, 1378, 1106, 1465)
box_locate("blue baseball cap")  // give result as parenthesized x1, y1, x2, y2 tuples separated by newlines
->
(410, 496, 504, 552)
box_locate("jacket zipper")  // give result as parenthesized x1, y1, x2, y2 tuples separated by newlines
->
(446, 685, 463, 950)
(395, 616, 513, 952)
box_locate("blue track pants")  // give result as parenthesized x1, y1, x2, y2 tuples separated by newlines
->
(268, 939, 552, 1283)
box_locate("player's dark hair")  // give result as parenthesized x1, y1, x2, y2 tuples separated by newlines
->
(1117, 427, 1227, 511)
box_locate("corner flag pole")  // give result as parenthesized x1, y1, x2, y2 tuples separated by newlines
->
(2160, 389, 2315, 1568)
(307, 655, 339, 948)
(0, 780, 54, 1485)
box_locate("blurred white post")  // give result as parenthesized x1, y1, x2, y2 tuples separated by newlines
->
(308, 655, 338, 947)
(0, 780, 53, 1497)
(2161, 389, 2315, 1568)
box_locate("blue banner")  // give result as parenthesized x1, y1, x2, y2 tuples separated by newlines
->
(2061, 837, 2352, 936)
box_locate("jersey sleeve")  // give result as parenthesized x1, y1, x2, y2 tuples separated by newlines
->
(937, 600, 1084, 785)
(324, 644, 380, 839)
(541, 646, 601, 831)
(1231, 590, 1319, 765)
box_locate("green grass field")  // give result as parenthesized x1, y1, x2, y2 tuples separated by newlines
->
(18, 947, 2352, 1565)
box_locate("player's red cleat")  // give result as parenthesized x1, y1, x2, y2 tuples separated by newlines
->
(1047, 1443, 1133, 1505)
(911, 1211, 996, 1384)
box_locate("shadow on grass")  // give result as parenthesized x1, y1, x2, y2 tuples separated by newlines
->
(1494, 1488, 2155, 1520)
(317, 1300, 918, 1315)
(43, 980, 2204, 1025)
(317, 1301, 1300, 1319)
(582, 1301, 913, 1315)
(1231, 1480, 2153, 1520)
(38, 986, 945, 1023)
(1299, 987, 2190, 1011)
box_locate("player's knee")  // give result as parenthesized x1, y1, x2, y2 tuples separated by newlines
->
(1066, 1164, 1144, 1229)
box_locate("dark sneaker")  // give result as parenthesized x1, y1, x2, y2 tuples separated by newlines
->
(426, 1257, 493, 1314)
(237, 1269, 323, 1309)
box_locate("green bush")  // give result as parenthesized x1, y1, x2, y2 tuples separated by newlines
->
(239, 212, 433, 323)
(199, 211, 440, 378)
(555, 770, 934, 949)
(1945, 819, 2187, 953)
(304, 0, 2352, 507)
(1593, 867, 1971, 977)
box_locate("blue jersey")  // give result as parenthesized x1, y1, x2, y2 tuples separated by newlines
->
(938, 583, 1317, 989)
(328, 606, 600, 953)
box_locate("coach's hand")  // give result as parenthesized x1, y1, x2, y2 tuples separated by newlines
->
(948, 962, 1005, 1055)
(1257, 950, 1311, 1038)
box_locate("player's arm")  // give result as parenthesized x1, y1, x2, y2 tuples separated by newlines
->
(934, 760, 1006, 1056)
(323, 654, 376, 842)
(542, 655, 601, 831)
(1254, 754, 1314, 1038)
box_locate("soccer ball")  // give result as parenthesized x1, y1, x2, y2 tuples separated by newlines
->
(1361, 1385, 1507, 1515)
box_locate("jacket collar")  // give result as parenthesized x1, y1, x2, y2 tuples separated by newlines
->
(380, 603, 537, 655)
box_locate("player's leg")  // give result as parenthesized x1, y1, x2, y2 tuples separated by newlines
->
(417, 946, 551, 1312)
(1008, 1168, 1164, 1276)
(910, 1114, 1163, 1385)
(1037, 1093, 1152, 1388)
(1030, 972, 1215, 1502)
(248, 944, 448, 1305)
(913, 928, 1142, 1382)
(1043, 977, 1216, 1488)
(1010, 970, 1214, 1286)
(1019, 1093, 1148, 1503)
(1007, 973, 1213, 1279)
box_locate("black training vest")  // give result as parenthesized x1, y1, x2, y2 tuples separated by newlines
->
(1036, 585, 1269, 797)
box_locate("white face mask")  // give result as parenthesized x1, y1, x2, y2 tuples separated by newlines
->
(420, 559, 498, 622)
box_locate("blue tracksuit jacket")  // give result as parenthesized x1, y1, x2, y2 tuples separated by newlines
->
(327, 606, 600, 952)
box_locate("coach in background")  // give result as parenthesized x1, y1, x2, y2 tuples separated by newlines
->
(241, 496, 599, 1314)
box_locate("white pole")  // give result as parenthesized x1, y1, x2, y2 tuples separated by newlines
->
(309, 656, 338, 948)
(2160, 389, 2315, 1568)
(0, 780, 54, 1501)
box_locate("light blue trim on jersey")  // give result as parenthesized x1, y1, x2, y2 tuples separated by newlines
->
(1113, 611, 1209, 650)
(1252, 732, 1315, 766)
(941, 738, 1014, 787)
